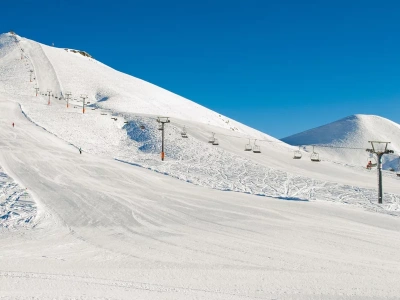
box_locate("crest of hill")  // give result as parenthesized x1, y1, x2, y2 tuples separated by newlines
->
(282, 114, 400, 168)
(64, 48, 92, 58)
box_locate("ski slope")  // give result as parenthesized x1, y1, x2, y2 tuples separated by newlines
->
(0, 32, 399, 215)
(1, 32, 400, 299)
(1, 97, 400, 299)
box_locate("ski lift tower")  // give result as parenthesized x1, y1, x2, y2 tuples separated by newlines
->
(366, 141, 394, 204)
(47, 89, 52, 105)
(80, 94, 88, 113)
(157, 117, 170, 161)
(65, 92, 72, 108)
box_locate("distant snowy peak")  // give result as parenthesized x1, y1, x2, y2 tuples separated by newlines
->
(282, 114, 400, 150)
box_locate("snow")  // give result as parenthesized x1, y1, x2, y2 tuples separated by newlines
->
(0, 32, 400, 299)
(282, 114, 400, 169)
(0, 166, 36, 229)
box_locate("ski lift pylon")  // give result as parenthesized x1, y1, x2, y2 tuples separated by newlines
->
(310, 146, 320, 162)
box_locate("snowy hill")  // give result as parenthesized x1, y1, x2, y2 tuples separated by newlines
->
(282, 114, 400, 169)
(0, 32, 399, 209)
(1, 32, 400, 299)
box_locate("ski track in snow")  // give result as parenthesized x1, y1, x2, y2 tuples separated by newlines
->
(0, 167, 36, 229)
(2, 33, 400, 300)
(18, 102, 400, 218)
(0, 31, 399, 231)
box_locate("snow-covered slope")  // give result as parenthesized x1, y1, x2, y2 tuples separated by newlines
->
(1, 98, 400, 299)
(21, 33, 276, 139)
(282, 114, 400, 169)
(1, 32, 400, 299)
(0, 32, 399, 208)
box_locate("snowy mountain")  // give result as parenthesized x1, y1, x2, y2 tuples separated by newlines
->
(282, 114, 400, 169)
(2, 32, 275, 138)
(1, 32, 400, 299)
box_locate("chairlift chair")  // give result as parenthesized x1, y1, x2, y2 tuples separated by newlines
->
(366, 154, 377, 169)
(208, 132, 216, 143)
(212, 138, 219, 145)
(244, 139, 252, 151)
(293, 146, 302, 159)
(140, 125, 145, 130)
(181, 126, 188, 138)
(310, 146, 320, 162)
(253, 140, 261, 153)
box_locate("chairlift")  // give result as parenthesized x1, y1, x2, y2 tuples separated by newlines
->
(244, 139, 252, 151)
(310, 146, 320, 162)
(181, 126, 188, 138)
(208, 132, 216, 143)
(140, 125, 145, 130)
(366, 153, 377, 169)
(212, 138, 219, 145)
(253, 139, 261, 153)
(293, 146, 302, 159)
(158, 124, 163, 130)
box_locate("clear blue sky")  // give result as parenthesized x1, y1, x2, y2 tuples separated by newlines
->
(2, 0, 400, 138)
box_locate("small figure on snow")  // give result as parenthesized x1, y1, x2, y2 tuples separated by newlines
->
(366, 160, 372, 170)
(79, 147, 82, 154)
(12, 122, 14, 127)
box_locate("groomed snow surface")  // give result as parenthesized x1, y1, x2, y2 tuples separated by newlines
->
(0, 32, 400, 299)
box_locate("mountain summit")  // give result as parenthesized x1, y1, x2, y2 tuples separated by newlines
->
(282, 114, 400, 168)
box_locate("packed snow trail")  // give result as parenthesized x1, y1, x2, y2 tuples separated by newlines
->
(1, 98, 400, 299)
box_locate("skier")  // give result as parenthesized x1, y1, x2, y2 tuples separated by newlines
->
(12, 122, 14, 127)
(79, 147, 82, 154)
(366, 160, 372, 170)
